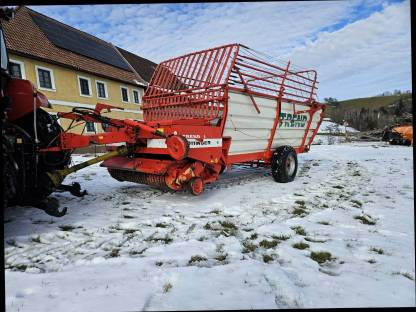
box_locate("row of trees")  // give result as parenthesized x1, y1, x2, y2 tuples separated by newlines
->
(377, 90, 411, 96)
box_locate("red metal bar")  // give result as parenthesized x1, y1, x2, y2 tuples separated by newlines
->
(235, 60, 314, 89)
(188, 52, 202, 87)
(181, 53, 196, 87)
(239, 54, 316, 83)
(196, 49, 213, 88)
(265, 61, 290, 156)
(208, 47, 227, 86)
(214, 46, 233, 85)
(204, 48, 220, 87)
(234, 67, 260, 113)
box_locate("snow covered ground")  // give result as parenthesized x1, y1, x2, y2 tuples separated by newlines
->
(4, 141, 415, 311)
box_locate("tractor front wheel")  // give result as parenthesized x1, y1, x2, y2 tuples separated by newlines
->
(271, 146, 298, 183)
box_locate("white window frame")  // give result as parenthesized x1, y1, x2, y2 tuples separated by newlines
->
(9, 59, 26, 79)
(120, 86, 130, 103)
(132, 88, 141, 104)
(84, 121, 96, 133)
(48, 112, 61, 126)
(95, 80, 109, 100)
(35, 65, 56, 92)
(77, 75, 92, 97)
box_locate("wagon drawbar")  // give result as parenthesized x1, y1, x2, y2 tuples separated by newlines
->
(100, 43, 326, 195)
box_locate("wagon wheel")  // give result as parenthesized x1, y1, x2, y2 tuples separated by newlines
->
(271, 146, 298, 183)
(187, 177, 204, 196)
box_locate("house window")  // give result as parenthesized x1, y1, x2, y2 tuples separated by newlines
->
(132, 89, 140, 104)
(85, 121, 96, 133)
(8, 60, 26, 79)
(121, 87, 129, 102)
(35, 65, 55, 90)
(78, 76, 92, 97)
(96, 81, 107, 99)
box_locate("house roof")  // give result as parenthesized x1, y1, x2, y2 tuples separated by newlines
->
(116, 47, 157, 84)
(1, 6, 148, 86)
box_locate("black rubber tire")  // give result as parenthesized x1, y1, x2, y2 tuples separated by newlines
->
(2, 144, 18, 209)
(271, 146, 298, 183)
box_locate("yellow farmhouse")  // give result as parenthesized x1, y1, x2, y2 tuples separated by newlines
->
(2, 6, 157, 135)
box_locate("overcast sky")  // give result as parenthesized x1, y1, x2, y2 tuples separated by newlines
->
(30, 0, 411, 101)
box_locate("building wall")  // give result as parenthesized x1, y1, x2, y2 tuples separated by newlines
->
(9, 53, 144, 134)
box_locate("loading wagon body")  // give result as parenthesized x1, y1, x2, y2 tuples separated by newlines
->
(101, 43, 325, 194)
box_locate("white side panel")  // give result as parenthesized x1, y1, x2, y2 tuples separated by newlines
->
(224, 91, 321, 155)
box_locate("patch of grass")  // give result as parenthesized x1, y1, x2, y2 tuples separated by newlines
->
(146, 235, 173, 244)
(291, 226, 307, 236)
(350, 199, 363, 208)
(215, 254, 228, 262)
(318, 221, 331, 225)
(295, 200, 306, 206)
(109, 248, 120, 258)
(204, 220, 239, 237)
(304, 237, 327, 243)
(249, 233, 258, 240)
(155, 223, 168, 228)
(354, 215, 376, 225)
(392, 272, 414, 281)
(31, 235, 42, 243)
(188, 255, 207, 265)
(259, 239, 279, 249)
(123, 215, 135, 219)
(292, 207, 308, 217)
(219, 221, 238, 230)
(242, 228, 254, 232)
(263, 254, 274, 263)
(310, 251, 333, 264)
(129, 248, 147, 256)
(163, 282, 173, 293)
(59, 224, 78, 231)
(292, 241, 310, 250)
(15, 264, 28, 271)
(123, 229, 137, 234)
(370, 247, 384, 255)
(272, 234, 291, 241)
(242, 240, 257, 253)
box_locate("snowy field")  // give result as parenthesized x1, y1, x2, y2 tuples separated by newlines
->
(4, 141, 415, 311)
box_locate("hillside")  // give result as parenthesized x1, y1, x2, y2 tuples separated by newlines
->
(324, 94, 403, 117)
(324, 93, 412, 131)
